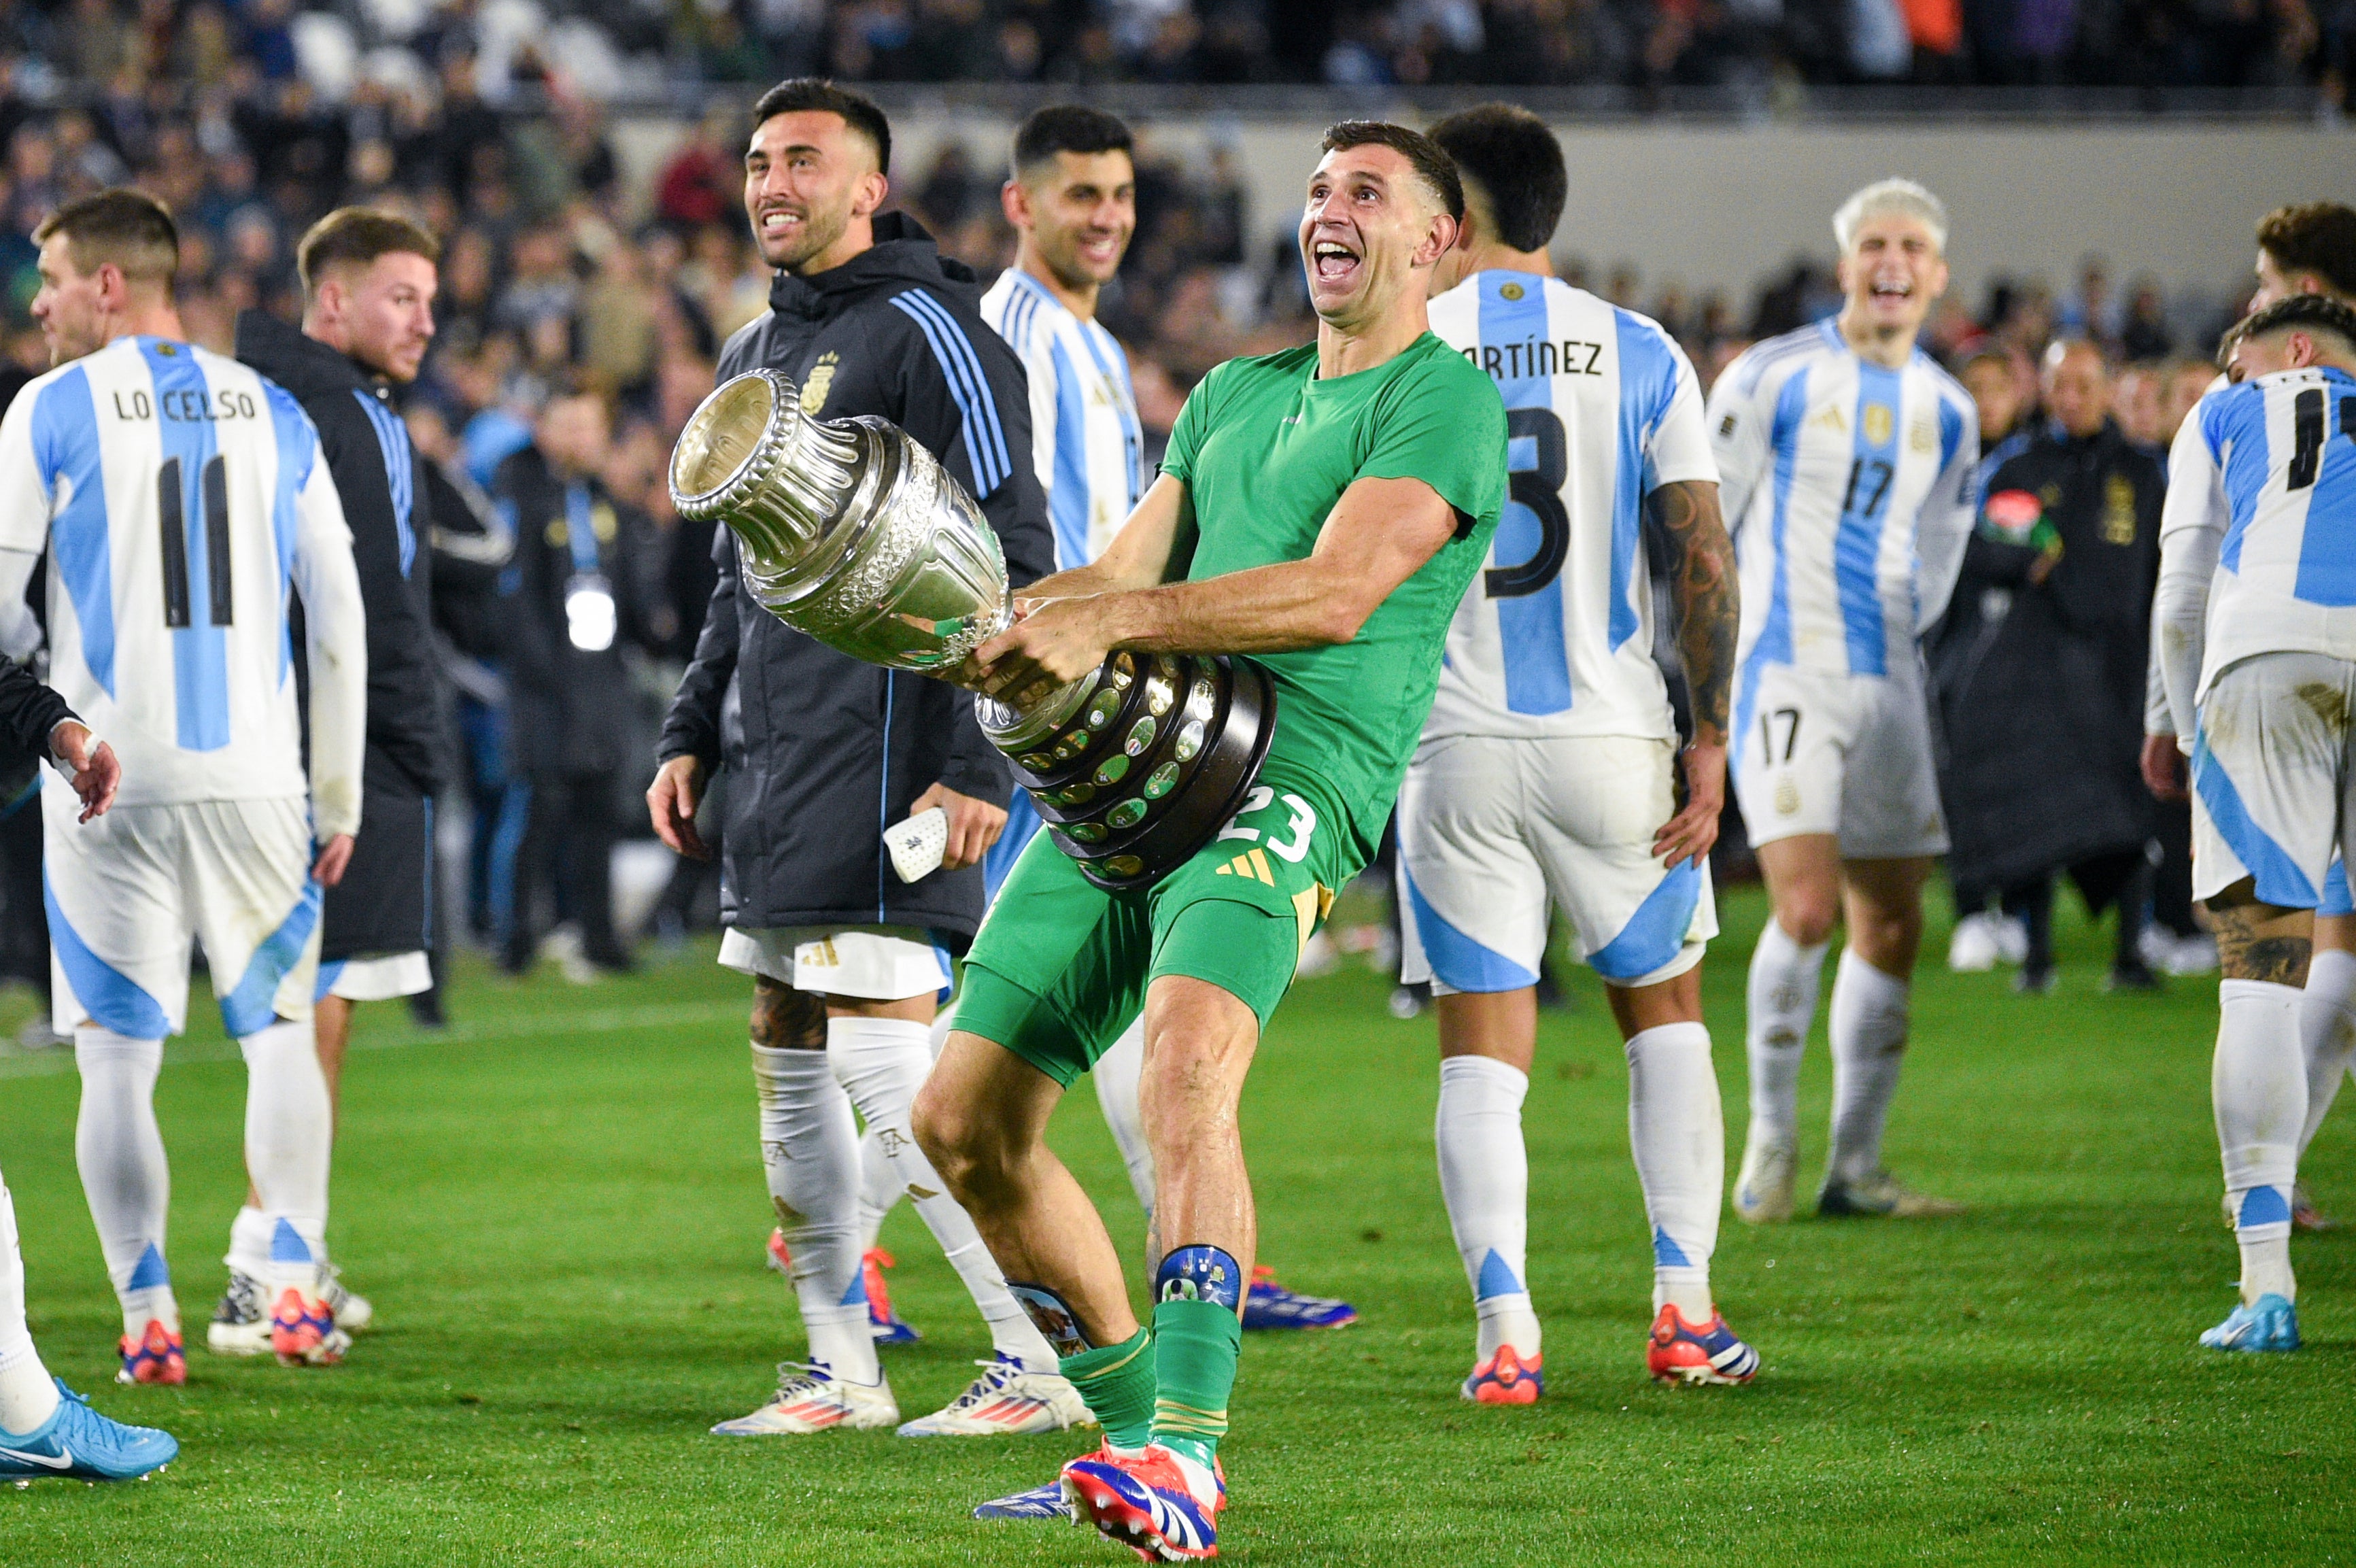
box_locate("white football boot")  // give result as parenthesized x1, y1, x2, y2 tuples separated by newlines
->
(1732, 1132, 1797, 1224)
(1946, 914, 2001, 972)
(318, 1264, 372, 1333)
(895, 1354, 1095, 1437)
(711, 1363, 898, 1435)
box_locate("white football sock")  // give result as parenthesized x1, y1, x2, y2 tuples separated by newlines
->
(239, 1019, 332, 1294)
(856, 1129, 900, 1256)
(2298, 948, 2356, 1155)
(1826, 950, 1910, 1186)
(73, 1026, 177, 1336)
(2216, 978, 2304, 1304)
(1437, 1053, 1539, 1360)
(1093, 1017, 1157, 1219)
(0, 1174, 59, 1433)
(1745, 919, 1828, 1147)
(751, 1044, 876, 1380)
(828, 1016, 1059, 1373)
(1626, 1022, 1720, 1320)
(225, 1204, 275, 1282)
(751, 1043, 876, 1383)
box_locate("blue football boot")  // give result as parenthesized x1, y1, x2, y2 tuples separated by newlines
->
(0, 1380, 178, 1484)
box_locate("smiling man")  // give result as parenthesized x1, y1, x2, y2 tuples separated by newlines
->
(910, 122, 1504, 1561)
(1705, 178, 1979, 1226)
(648, 78, 1076, 1442)
(225, 209, 449, 1352)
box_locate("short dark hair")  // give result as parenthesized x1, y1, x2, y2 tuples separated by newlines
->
(752, 78, 891, 177)
(1425, 105, 1565, 254)
(1318, 120, 1463, 224)
(2257, 203, 2356, 299)
(2227, 292, 2356, 359)
(1012, 105, 1133, 182)
(296, 207, 441, 296)
(33, 187, 177, 286)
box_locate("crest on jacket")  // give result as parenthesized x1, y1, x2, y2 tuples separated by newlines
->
(801, 352, 838, 415)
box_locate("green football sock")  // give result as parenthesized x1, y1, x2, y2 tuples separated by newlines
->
(1150, 1297, 1241, 1469)
(1061, 1328, 1156, 1452)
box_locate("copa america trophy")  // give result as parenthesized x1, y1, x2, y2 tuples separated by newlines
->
(669, 369, 1274, 890)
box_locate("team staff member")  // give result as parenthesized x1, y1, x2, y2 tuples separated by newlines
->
(1932, 340, 2164, 995)
(647, 79, 1078, 1439)
(496, 386, 652, 977)
(225, 208, 446, 1346)
(914, 122, 1505, 1561)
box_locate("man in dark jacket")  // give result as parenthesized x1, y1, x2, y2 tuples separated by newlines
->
(645, 79, 1076, 1438)
(229, 207, 446, 1342)
(1931, 339, 2165, 991)
(495, 386, 652, 976)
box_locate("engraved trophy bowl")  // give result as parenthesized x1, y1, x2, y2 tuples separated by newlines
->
(670, 369, 1275, 890)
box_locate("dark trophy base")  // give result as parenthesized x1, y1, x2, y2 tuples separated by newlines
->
(989, 653, 1276, 891)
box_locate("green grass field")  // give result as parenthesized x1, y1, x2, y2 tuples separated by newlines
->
(1, 886, 2352, 1566)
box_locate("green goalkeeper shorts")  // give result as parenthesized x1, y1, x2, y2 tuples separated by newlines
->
(956, 764, 1354, 1088)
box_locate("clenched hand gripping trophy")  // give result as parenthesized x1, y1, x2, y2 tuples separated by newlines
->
(669, 369, 1274, 889)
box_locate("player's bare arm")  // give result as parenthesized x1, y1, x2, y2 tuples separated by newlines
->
(965, 474, 1459, 698)
(46, 718, 119, 821)
(1647, 477, 1737, 868)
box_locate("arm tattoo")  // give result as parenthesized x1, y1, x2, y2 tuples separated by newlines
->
(1645, 479, 1739, 746)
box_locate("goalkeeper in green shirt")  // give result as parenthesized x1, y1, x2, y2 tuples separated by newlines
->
(913, 120, 1505, 1559)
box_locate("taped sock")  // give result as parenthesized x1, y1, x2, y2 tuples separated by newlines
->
(2217, 979, 2304, 1305)
(1626, 1021, 1721, 1320)
(239, 1018, 332, 1293)
(73, 1026, 176, 1336)
(752, 1042, 876, 1383)
(1436, 1054, 1538, 1359)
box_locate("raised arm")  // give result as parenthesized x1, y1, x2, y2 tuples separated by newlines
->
(965, 473, 1458, 701)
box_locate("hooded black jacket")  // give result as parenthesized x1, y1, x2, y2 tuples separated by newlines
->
(234, 310, 444, 796)
(658, 213, 1054, 940)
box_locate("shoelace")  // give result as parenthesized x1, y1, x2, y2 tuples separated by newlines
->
(768, 1361, 847, 1403)
(938, 1359, 1020, 1413)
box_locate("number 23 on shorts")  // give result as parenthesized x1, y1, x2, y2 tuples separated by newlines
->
(1212, 785, 1334, 951)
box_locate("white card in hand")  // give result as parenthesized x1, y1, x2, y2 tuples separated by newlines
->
(885, 806, 950, 883)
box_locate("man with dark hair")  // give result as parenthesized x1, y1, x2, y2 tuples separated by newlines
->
(218, 207, 447, 1351)
(647, 79, 1078, 1440)
(911, 121, 1503, 1560)
(2255, 203, 2356, 303)
(1401, 103, 1754, 1401)
(0, 188, 369, 1380)
(2151, 290, 2356, 1354)
(2143, 207, 2356, 1234)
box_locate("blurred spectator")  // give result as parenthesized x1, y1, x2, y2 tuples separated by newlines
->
(1931, 341, 2166, 991)
(492, 387, 655, 977)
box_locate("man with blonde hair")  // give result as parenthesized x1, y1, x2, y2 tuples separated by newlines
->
(1707, 177, 1980, 1224)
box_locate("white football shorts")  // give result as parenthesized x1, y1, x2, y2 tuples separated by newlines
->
(1397, 733, 1718, 993)
(44, 790, 322, 1040)
(719, 924, 951, 1001)
(315, 951, 432, 1002)
(2190, 652, 2356, 908)
(1730, 660, 1948, 859)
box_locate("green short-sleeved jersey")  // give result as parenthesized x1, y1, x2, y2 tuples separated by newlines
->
(1161, 333, 1506, 863)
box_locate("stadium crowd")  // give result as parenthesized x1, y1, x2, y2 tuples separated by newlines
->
(0, 0, 2340, 102)
(0, 62, 2285, 1021)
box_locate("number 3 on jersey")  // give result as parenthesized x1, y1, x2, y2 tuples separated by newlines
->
(1485, 407, 1568, 598)
(1218, 785, 1318, 862)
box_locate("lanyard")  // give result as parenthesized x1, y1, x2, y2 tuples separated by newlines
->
(565, 483, 598, 573)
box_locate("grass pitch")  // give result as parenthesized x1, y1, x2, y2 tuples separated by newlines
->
(1, 887, 2352, 1567)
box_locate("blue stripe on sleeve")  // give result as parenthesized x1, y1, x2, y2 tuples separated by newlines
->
(2210, 386, 2266, 573)
(31, 364, 116, 697)
(139, 339, 230, 751)
(1479, 273, 1572, 715)
(1612, 310, 1679, 653)
(1046, 336, 1091, 568)
(264, 383, 313, 683)
(352, 388, 416, 577)
(890, 290, 1012, 499)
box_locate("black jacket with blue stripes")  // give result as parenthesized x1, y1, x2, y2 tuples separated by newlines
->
(658, 213, 1054, 941)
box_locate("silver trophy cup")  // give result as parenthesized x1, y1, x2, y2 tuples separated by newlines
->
(669, 369, 1273, 889)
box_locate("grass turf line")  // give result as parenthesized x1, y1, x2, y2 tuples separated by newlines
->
(1, 887, 2351, 1565)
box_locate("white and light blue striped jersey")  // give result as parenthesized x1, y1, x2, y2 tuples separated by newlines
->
(0, 335, 368, 830)
(980, 267, 1144, 568)
(1420, 273, 1718, 742)
(1707, 320, 1977, 742)
(2176, 365, 2356, 698)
